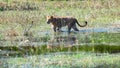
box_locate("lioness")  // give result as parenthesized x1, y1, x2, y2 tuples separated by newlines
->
(47, 16, 87, 33)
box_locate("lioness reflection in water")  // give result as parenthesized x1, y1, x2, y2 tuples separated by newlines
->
(47, 32, 78, 49)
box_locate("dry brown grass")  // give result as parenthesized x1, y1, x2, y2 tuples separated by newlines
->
(5, 29, 18, 37)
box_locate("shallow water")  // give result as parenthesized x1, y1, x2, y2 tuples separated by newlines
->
(0, 27, 120, 46)
(55, 27, 120, 33)
(0, 27, 120, 57)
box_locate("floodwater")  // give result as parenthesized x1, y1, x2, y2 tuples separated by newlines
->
(39, 27, 120, 46)
(0, 27, 120, 46)
(0, 27, 120, 57)
(0, 27, 120, 68)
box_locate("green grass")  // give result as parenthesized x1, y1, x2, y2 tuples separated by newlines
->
(0, 52, 120, 68)
(0, 0, 120, 68)
(0, 1, 120, 26)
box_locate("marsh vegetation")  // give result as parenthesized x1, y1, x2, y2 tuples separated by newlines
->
(0, 0, 120, 68)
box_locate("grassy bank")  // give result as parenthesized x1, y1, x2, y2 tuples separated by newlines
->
(0, 52, 120, 68)
(0, 44, 120, 57)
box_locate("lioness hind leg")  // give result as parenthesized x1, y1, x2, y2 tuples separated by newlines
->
(73, 27, 79, 31)
(72, 25, 79, 31)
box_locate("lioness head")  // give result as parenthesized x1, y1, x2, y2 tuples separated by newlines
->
(46, 16, 54, 24)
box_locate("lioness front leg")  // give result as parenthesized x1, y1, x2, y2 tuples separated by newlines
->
(68, 26, 72, 33)
(57, 27, 63, 32)
(53, 27, 56, 32)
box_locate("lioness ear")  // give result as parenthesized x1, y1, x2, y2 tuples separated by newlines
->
(50, 16, 53, 18)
